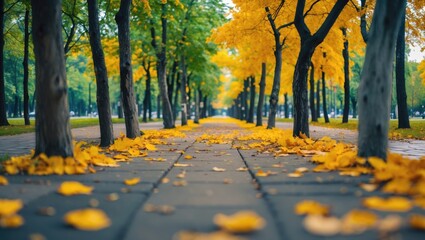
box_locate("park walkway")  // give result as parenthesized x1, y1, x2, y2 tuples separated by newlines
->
(0, 119, 424, 239)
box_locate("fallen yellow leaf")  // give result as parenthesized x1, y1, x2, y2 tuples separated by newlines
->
(303, 215, 341, 236)
(295, 200, 330, 216)
(367, 157, 386, 170)
(57, 181, 93, 196)
(341, 209, 377, 234)
(0, 176, 8, 185)
(236, 167, 248, 172)
(175, 230, 245, 240)
(212, 167, 226, 172)
(64, 208, 110, 231)
(382, 179, 411, 194)
(410, 214, 425, 231)
(0, 199, 23, 216)
(174, 163, 191, 167)
(184, 155, 193, 160)
(214, 211, 265, 233)
(0, 214, 24, 228)
(363, 196, 412, 212)
(124, 178, 141, 186)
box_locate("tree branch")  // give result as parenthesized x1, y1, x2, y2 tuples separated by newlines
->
(294, 0, 311, 40)
(313, 0, 348, 43)
(265, 6, 281, 48)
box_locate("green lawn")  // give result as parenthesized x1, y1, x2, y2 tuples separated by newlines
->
(0, 117, 159, 136)
(277, 118, 425, 140)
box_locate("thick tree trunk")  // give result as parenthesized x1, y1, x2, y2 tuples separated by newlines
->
(256, 63, 266, 126)
(0, 0, 8, 126)
(88, 0, 114, 146)
(180, 58, 188, 126)
(316, 79, 320, 119)
(267, 45, 282, 129)
(322, 71, 330, 123)
(115, 0, 140, 138)
(292, 0, 348, 137)
(32, 0, 73, 157)
(309, 63, 317, 122)
(248, 76, 255, 123)
(395, 8, 410, 128)
(342, 28, 350, 123)
(358, 0, 406, 160)
(23, 7, 30, 125)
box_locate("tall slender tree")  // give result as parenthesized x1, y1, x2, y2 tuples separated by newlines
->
(0, 0, 9, 126)
(116, 0, 141, 138)
(32, 0, 73, 157)
(292, 0, 348, 137)
(358, 0, 406, 160)
(341, 27, 350, 123)
(88, 0, 114, 146)
(309, 63, 317, 122)
(247, 76, 255, 123)
(23, 4, 30, 126)
(256, 63, 266, 126)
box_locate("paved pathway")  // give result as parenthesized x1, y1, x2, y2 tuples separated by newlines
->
(0, 120, 424, 240)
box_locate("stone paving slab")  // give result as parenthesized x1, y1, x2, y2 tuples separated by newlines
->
(124, 206, 281, 240)
(166, 170, 253, 184)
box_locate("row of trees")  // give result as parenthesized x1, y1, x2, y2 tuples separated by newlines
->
(212, 0, 425, 160)
(0, 0, 227, 154)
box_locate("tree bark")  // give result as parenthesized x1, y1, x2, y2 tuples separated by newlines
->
(358, 0, 406, 160)
(150, 4, 174, 129)
(284, 93, 289, 118)
(360, 0, 368, 43)
(322, 71, 330, 123)
(32, 0, 73, 157)
(115, 0, 141, 138)
(351, 95, 357, 118)
(292, 0, 348, 137)
(342, 28, 350, 123)
(247, 76, 255, 123)
(180, 58, 188, 125)
(0, 0, 9, 126)
(23, 6, 30, 125)
(88, 0, 114, 146)
(256, 63, 266, 126)
(309, 63, 317, 122)
(194, 88, 199, 124)
(173, 72, 180, 121)
(243, 78, 249, 121)
(395, 7, 410, 128)
(142, 60, 151, 123)
(316, 78, 320, 119)
(157, 94, 161, 119)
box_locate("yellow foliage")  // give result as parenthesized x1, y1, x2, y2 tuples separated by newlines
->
(213, 211, 265, 233)
(0, 199, 23, 216)
(64, 208, 111, 231)
(57, 181, 93, 196)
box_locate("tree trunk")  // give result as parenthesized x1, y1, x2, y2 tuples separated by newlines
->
(150, 4, 174, 129)
(88, 0, 114, 146)
(316, 79, 320, 119)
(247, 76, 255, 123)
(267, 45, 282, 129)
(284, 93, 289, 118)
(256, 63, 266, 126)
(156, 94, 161, 119)
(358, 0, 406, 160)
(180, 57, 188, 126)
(173, 73, 180, 121)
(194, 88, 199, 124)
(342, 28, 350, 123)
(23, 6, 30, 125)
(309, 63, 317, 122)
(32, 0, 73, 157)
(322, 71, 330, 123)
(242, 78, 249, 120)
(351, 95, 357, 118)
(142, 62, 151, 123)
(0, 0, 8, 126)
(292, 0, 348, 137)
(201, 96, 207, 118)
(115, 0, 140, 138)
(395, 7, 410, 129)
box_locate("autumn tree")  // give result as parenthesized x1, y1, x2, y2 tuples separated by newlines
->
(292, 0, 348, 137)
(32, 0, 73, 157)
(88, 0, 114, 146)
(0, 0, 9, 126)
(358, 0, 406, 160)
(115, 0, 141, 138)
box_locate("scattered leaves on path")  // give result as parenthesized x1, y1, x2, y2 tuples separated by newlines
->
(303, 215, 341, 236)
(214, 211, 265, 233)
(410, 214, 425, 231)
(295, 200, 330, 216)
(363, 196, 413, 212)
(175, 231, 245, 240)
(57, 181, 93, 196)
(212, 167, 226, 172)
(0, 214, 24, 228)
(0, 199, 23, 216)
(64, 208, 110, 231)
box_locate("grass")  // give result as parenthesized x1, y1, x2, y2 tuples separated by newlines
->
(277, 117, 425, 140)
(0, 117, 161, 136)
